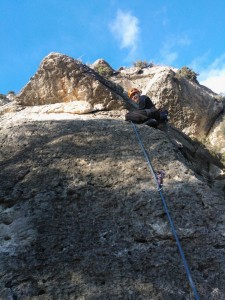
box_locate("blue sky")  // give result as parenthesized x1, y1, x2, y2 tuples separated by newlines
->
(1, 0, 225, 95)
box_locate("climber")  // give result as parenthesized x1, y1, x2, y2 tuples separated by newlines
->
(125, 88, 168, 128)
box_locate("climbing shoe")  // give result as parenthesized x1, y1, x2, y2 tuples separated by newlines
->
(144, 119, 159, 128)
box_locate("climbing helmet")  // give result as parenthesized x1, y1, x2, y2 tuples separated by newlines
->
(128, 88, 140, 99)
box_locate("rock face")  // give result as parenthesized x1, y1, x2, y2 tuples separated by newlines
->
(16, 53, 127, 112)
(0, 53, 225, 299)
(15, 52, 224, 151)
(146, 71, 223, 138)
(207, 113, 225, 157)
(110, 65, 224, 139)
(0, 108, 225, 299)
(0, 94, 10, 106)
(91, 58, 115, 77)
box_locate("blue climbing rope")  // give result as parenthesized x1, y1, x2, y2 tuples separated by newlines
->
(131, 122, 200, 300)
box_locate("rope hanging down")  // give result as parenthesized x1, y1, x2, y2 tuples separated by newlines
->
(131, 122, 200, 300)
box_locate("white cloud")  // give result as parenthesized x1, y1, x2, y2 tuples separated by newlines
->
(198, 54, 225, 94)
(109, 10, 140, 58)
(160, 47, 178, 66)
(159, 34, 191, 66)
(189, 51, 210, 71)
(200, 70, 225, 94)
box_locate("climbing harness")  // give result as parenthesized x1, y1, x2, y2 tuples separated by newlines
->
(131, 122, 200, 300)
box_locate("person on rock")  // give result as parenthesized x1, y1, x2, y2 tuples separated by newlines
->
(125, 88, 161, 128)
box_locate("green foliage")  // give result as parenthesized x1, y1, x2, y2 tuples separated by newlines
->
(133, 60, 154, 69)
(176, 66, 199, 83)
(96, 66, 113, 77)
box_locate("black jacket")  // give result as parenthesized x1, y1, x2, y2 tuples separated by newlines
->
(138, 95, 155, 110)
(138, 95, 160, 120)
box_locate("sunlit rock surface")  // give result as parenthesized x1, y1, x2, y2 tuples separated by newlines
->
(0, 107, 224, 299)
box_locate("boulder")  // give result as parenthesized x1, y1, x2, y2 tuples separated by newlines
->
(90, 58, 115, 76)
(16, 53, 126, 112)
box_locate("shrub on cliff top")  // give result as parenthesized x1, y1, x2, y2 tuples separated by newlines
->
(133, 60, 154, 69)
(176, 66, 199, 83)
